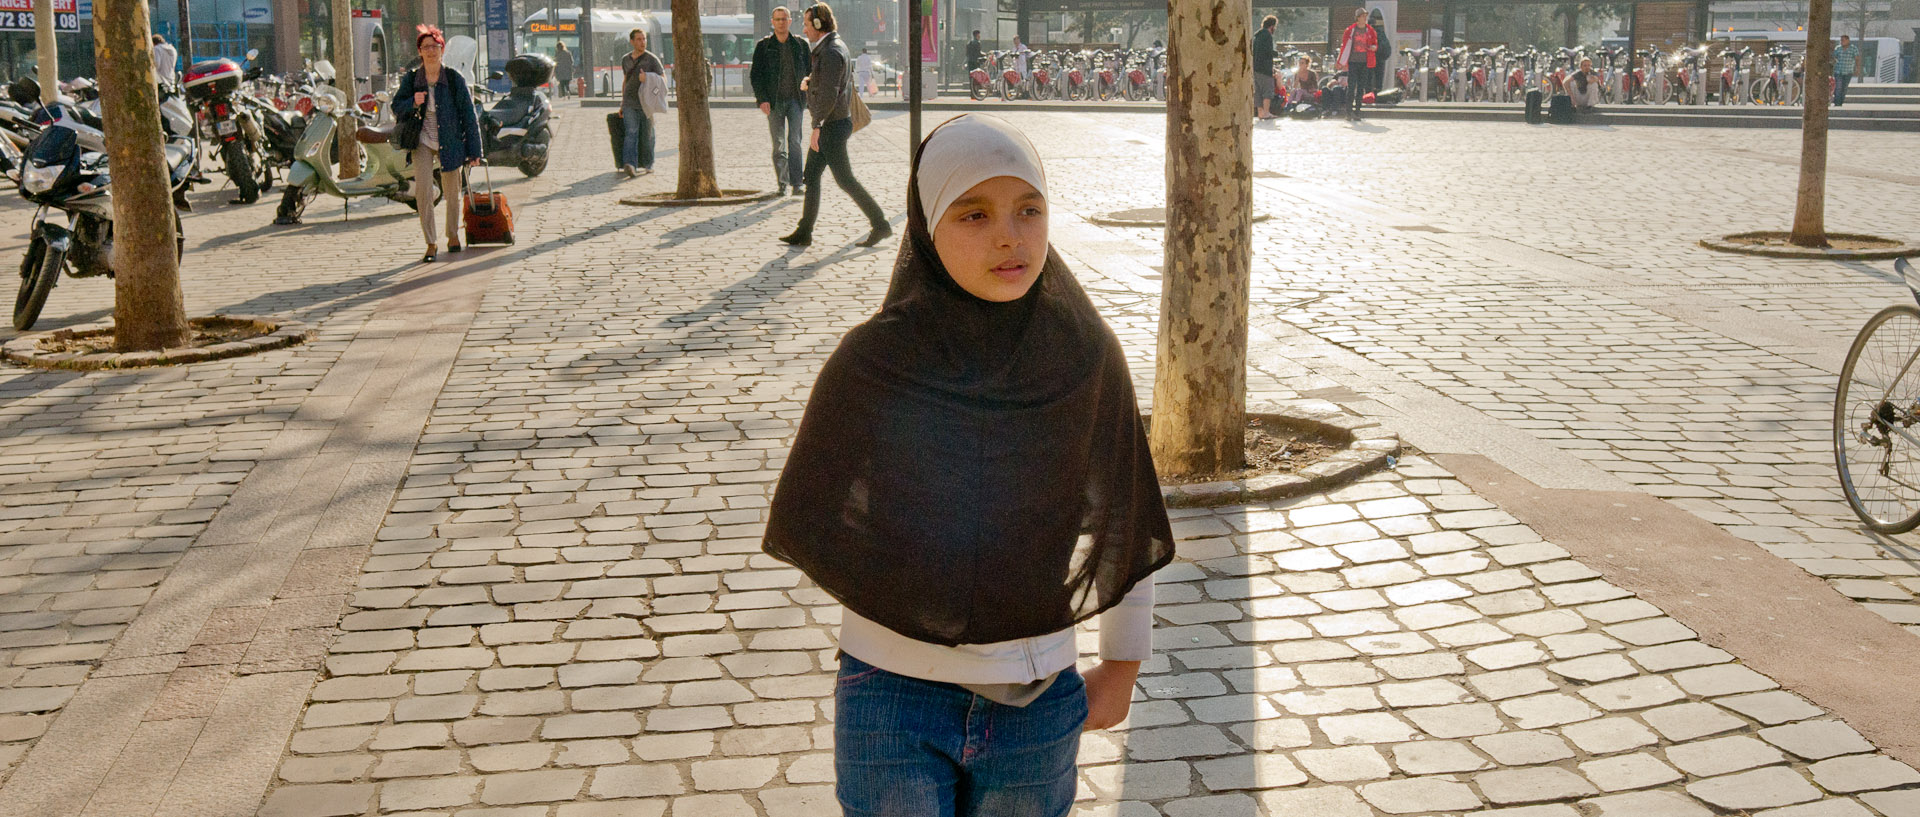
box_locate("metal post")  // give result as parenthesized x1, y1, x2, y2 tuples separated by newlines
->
(175, 0, 192, 65)
(580, 0, 594, 95)
(33, 0, 57, 100)
(909, 0, 921, 151)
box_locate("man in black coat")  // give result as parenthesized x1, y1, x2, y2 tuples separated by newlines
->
(752, 5, 812, 195)
(1253, 15, 1278, 118)
(966, 30, 985, 71)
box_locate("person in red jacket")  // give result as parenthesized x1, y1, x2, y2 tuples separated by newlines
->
(1337, 7, 1378, 121)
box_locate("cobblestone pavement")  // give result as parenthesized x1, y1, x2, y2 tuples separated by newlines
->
(0, 105, 1918, 815)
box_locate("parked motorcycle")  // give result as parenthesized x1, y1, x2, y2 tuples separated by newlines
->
(480, 54, 554, 177)
(273, 86, 427, 224)
(12, 102, 192, 330)
(185, 52, 270, 203)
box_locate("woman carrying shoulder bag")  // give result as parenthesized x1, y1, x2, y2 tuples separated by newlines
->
(778, 3, 889, 248)
(392, 26, 483, 262)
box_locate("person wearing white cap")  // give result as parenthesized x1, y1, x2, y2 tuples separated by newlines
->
(764, 113, 1172, 816)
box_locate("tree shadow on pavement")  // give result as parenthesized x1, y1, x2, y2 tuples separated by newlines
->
(654, 199, 793, 247)
(655, 242, 865, 333)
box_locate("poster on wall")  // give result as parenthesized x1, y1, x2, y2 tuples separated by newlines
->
(0, 0, 80, 33)
(919, 0, 937, 63)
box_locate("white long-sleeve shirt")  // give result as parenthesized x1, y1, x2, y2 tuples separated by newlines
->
(839, 572, 1155, 686)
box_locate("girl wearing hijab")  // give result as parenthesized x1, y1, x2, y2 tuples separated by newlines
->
(392, 25, 482, 262)
(764, 114, 1174, 816)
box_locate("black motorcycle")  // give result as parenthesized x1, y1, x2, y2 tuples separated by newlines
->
(481, 54, 554, 177)
(185, 54, 270, 203)
(13, 104, 191, 330)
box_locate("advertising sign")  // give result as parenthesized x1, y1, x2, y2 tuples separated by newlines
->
(485, 0, 513, 91)
(0, 0, 79, 32)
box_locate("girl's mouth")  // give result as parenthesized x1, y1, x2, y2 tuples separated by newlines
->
(991, 261, 1028, 281)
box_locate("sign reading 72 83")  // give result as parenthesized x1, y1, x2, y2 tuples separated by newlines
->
(0, 0, 80, 32)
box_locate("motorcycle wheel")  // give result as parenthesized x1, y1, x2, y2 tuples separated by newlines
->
(275, 184, 316, 225)
(14, 238, 61, 332)
(224, 140, 259, 204)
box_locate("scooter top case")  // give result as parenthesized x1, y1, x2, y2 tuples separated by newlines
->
(504, 54, 555, 89)
(184, 59, 244, 102)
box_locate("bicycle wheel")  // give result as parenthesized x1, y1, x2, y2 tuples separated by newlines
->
(1835, 304, 1920, 533)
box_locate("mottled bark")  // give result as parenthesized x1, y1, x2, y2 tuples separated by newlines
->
(33, 0, 57, 103)
(671, 0, 721, 199)
(1150, 0, 1252, 477)
(333, 0, 360, 177)
(96, 0, 190, 351)
(1791, 0, 1832, 248)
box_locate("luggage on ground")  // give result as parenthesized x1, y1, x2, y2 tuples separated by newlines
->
(463, 166, 514, 245)
(1524, 89, 1544, 124)
(1548, 93, 1575, 124)
(606, 112, 625, 170)
(1320, 84, 1348, 112)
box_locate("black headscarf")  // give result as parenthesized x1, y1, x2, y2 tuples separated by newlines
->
(763, 116, 1173, 647)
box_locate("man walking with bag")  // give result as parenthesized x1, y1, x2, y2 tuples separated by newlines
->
(779, 3, 889, 248)
(620, 29, 664, 177)
(752, 6, 810, 196)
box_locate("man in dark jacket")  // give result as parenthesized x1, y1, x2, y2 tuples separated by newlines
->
(1253, 15, 1278, 118)
(780, 2, 889, 248)
(619, 29, 664, 177)
(966, 30, 985, 71)
(751, 6, 811, 196)
(554, 41, 575, 97)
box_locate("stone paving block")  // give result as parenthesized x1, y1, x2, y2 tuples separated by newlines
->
(1082, 760, 1192, 800)
(1664, 734, 1789, 777)
(1473, 731, 1576, 765)
(1192, 753, 1308, 791)
(1686, 767, 1824, 811)
(559, 800, 669, 817)
(690, 757, 780, 791)
(257, 783, 376, 817)
(479, 768, 588, 805)
(1719, 691, 1826, 726)
(1405, 703, 1504, 738)
(1125, 725, 1240, 760)
(1760, 720, 1878, 760)
(381, 775, 482, 810)
(1577, 676, 1686, 711)
(1643, 702, 1750, 741)
(1753, 801, 1879, 817)
(1807, 754, 1920, 793)
(1579, 790, 1714, 817)
(1390, 740, 1491, 774)
(666, 793, 758, 817)
(1859, 789, 1920, 817)
(1475, 767, 1599, 805)
(1294, 746, 1393, 782)
(1578, 754, 1683, 791)
(1359, 777, 1482, 814)
(1498, 693, 1602, 729)
(1318, 712, 1418, 745)
(1256, 785, 1376, 817)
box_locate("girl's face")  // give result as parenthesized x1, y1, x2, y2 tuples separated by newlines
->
(931, 176, 1047, 303)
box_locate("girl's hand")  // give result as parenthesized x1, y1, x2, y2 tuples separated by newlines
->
(414, 91, 427, 105)
(1080, 660, 1140, 731)
(810, 128, 820, 152)
(466, 158, 481, 167)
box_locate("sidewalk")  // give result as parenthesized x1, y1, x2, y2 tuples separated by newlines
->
(0, 105, 1917, 816)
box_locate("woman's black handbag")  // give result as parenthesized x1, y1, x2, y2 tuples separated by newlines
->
(392, 72, 425, 151)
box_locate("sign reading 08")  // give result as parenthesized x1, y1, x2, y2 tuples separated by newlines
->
(0, 0, 80, 32)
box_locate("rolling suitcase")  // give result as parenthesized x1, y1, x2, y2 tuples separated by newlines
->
(606, 112, 625, 170)
(463, 166, 514, 245)
(1524, 89, 1544, 124)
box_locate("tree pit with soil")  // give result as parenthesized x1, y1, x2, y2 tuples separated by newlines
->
(2, 315, 312, 370)
(1700, 231, 1918, 260)
(1153, 403, 1401, 509)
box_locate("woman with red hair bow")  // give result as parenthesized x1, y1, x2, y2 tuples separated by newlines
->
(391, 25, 482, 262)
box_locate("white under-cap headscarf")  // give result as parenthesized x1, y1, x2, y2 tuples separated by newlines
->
(916, 114, 1048, 236)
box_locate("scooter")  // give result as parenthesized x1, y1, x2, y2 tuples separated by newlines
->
(273, 86, 427, 225)
(480, 54, 554, 177)
(13, 103, 191, 330)
(185, 51, 271, 203)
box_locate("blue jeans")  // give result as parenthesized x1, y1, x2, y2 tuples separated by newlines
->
(1834, 74, 1852, 106)
(767, 98, 805, 189)
(621, 105, 654, 169)
(834, 653, 1085, 817)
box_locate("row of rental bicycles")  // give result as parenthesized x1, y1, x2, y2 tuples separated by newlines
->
(967, 48, 1169, 102)
(961, 42, 1811, 107)
(1392, 43, 1810, 105)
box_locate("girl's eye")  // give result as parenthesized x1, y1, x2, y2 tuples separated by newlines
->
(1021, 206, 1044, 217)
(957, 211, 986, 222)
